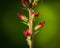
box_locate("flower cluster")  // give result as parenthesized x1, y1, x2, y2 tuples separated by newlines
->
(17, 0, 45, 47)
(21, 0, 40, 8)
(17, 0, 45, 36)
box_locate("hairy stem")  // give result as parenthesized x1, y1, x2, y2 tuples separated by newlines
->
(29, 8, 33, 48)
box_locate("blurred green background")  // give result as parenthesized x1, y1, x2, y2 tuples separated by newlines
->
(0, 0, 60, 48)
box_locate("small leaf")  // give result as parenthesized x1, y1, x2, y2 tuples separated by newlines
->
(26, 36, 31, 46)
(21, 22, 28, 26)
(33, 31, 40, 36)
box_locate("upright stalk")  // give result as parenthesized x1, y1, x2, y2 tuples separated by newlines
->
(18, 0, 45, 48)
(29, 8, 33, 48)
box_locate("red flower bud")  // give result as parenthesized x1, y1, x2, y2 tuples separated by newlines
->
(21, 0, 26, 7)
(24, 29, 30, 36)
(38, 21, 45, 28)
(32, 12, 39, 18)
(34, 21, 45, 30)
(34, 12, 39, 17)
(17, 13, 24, 19)
(17, 13, 28, 22)
(22, 0, 25, 5)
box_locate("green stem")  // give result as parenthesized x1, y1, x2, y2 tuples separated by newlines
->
(29, 8, 33, 48)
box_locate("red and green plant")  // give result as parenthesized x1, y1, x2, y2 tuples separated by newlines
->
(17, 0, 45, 48)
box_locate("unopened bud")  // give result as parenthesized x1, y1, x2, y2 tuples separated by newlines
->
(21, 0, 26, 7)
(32, 0, 39, 6)
(34, 21, 45, 30)
(32, 12, 39, 18)
(17, 13, 28, 22)
(24, 29, 30, 36)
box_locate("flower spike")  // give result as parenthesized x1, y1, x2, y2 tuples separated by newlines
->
(17, 0, 45, 48)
